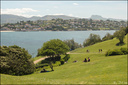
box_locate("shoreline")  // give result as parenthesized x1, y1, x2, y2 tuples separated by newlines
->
(1, 31, 16, 32)
(0, 30, 117, 32)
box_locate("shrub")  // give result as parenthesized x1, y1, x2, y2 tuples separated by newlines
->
(63, 54, 70, 61)
(60, 59, 65, 65)
(120, 48, 128, 54)
(35, 64, 48, 69)
(105, 49, 124, 56)
(41, 59, 49, 64)
(0, 45, 35, 76)
(53, 61, 61, 67)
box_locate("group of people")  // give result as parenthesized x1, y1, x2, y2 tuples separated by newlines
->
(86, 49, 103, 53)
(73, 57, 90, 63)
(83, 57, 90, 62)
(99, 49, 102, 52)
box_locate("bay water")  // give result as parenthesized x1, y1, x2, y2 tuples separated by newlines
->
(1, 30, 116, 57)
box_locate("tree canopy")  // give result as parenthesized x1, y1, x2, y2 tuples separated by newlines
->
(38, 39, 69, 57)
(114, 28, 126, 44)
(63, 39, 82, 50)
(102, 33, 114, 41)
(83, 33, 101, 47)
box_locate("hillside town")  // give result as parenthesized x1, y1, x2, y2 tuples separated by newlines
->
(1, 18, 127, 31)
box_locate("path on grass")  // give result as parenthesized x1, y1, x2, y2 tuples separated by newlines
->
(34, 56, 48, 64)
(67, 52, 104, 54)
(34, 52, 103, 64)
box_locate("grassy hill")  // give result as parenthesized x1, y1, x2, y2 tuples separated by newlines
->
(1, 35, 127, 84)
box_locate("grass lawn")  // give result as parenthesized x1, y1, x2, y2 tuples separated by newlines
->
(1, 35, 127, 84)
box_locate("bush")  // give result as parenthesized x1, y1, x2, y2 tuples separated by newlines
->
(120, 48, 128, 54)
(63, 54, 70, 61)
(0, 45, 35, 76)
(60, 59, 65, 65)
(41, 59, 49, 64)
(105, 49, 124, 56)
(53, 61, 61, 67)
(35, 64, 48, 69)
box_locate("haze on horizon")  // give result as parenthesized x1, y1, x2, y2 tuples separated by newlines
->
(1, 1, 127, 20)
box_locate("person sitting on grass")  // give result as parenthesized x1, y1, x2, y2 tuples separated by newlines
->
(86, 50, 89, 53)
(83, 58, 87, 62)
(73, 60, 78, 63)
(88, 57, 90, 62)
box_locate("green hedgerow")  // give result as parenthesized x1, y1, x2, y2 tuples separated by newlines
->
(105, 49, 124, 56)
(120, 48, 128, 54)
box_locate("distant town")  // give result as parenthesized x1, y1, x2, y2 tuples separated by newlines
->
(1, 18, 127, 31)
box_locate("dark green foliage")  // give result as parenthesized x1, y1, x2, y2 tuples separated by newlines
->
(105, 48, 127, 56)
(63, 39, 82, 50)
(63, 54, 70, 61)
(54, 55, 61, 61)
(102, 33, 114, 41)
(60, 59, 65, 65)
(121, 27, 128, 35)
(114, 28, 126, 44)
(105, 49, 123, 56)
(35, 64, 48, 69)
(36, 54, 70, 70)
(83, 33, 102, 47)
(120, 48, 128, 54)
(0, 45, 35, 76)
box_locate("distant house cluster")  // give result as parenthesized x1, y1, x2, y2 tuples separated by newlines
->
(1, 18, 127, 31)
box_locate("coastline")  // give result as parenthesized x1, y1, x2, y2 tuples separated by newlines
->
(1, 30, 16, 32)
(0, 30, 117, 32)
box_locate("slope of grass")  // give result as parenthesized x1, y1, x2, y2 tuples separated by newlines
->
(1, 54, 127, 84)
(1, 35, 127, 84)
(71, 35, 127, 53)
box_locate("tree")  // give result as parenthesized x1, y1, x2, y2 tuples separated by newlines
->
(121, 27, 128, 35)
(83, 33, 101, 47)
(0, 45, 35, 76)
(63, 39, 82, 50)
(38, 39, 69, 57)
(114, 29, 126, 44)
(102, 33, 114, 41)
(38, 39, 69, 71)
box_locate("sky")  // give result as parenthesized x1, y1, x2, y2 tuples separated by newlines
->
(1, 1, 127, 20)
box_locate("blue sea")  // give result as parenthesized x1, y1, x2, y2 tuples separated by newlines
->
(1, 30, 116, 57)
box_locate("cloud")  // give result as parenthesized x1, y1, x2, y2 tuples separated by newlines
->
(73, 3, 79, 6)
(1, 8, 39, 17)
(46, 9, 50, 11)
(18, 14, 42, 18)
(68, 14, 73, 16)
(52, 13, 64, 15)
(54, 6, 58, 8)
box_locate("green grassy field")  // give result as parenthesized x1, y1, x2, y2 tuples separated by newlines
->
(1, 35, 127, 84)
